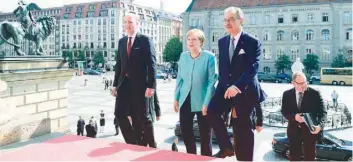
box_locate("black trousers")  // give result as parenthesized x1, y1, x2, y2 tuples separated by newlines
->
(232, 118, 254, 161)
(77, 129, 84, 136)
(179, 95, 212, 156)
(115, 78, 155, 147)
(287, 123, 318, 161)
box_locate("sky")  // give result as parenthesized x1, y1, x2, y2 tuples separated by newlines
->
(0, 0, 192, 14)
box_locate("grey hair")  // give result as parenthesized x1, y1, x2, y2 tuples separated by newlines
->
(125, 12, 140, 23)
(292, 71, 307, 81)
(224, 7, 244, 20)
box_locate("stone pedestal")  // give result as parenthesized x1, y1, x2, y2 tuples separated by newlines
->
(0, 56, 67, 73)
(0, 69, 73, 146)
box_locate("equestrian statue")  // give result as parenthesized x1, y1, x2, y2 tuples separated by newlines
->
(0, 0, 56, 56)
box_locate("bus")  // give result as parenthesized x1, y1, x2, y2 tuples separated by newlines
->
(320, 67, 352, 86)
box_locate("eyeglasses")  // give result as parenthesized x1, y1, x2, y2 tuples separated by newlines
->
(223, 17, 236, 23)
(293, 81, 307, 85)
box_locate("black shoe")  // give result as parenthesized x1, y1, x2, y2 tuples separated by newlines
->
(212, 148, 234, 158)
(115, 132, 119, 136)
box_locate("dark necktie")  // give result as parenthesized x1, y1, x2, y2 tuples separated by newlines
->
(127, 37, 132, 57)
(298, 92, 304, 110)
(229, 37, 235, 63)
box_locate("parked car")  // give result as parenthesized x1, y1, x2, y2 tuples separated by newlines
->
(274, 73, 291, 82)
(310, 75, 320, 81)
(83, 69, 101, 75)
(258, 74, 282, 83)
(272, 132, 352, 161)
(174, 119, 234, 143)
(156, 71, 167, 79)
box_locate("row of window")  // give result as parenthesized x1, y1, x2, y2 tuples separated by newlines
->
(120, 2, 152, 15)
(211, 28, 352, 42)
(62, 42, 116, 49)
(262, 47, 332, 61)
(208, 11, 351, 26)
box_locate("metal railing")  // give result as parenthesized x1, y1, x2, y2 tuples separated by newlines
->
(262, 98, 352, 130)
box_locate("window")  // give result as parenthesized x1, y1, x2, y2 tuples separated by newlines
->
(291, 48, 299, 60)
(75, 12, 82, 18)
(89, 4, 95, 10)
(307, 13, 314, 22)
(321, 48, 330, 60)
(292, 14, 298, 23)
(111, 42, 115, 48)
(73, 20, 77, 25)
(346, 28, 352, 40)
(103, 34, 107, 41)
(306, 48, 314, 54)
(104, 51, 108, 57)
(90, 42, 94, 48)
(263, 33, 269, 41)
(73, 35, 76, 40)
(98, 35, 101, 41)
(103, 42, 107, 48)
(322, 13, 329, 22)
(321, 29, 330, 40)
(306, 30, 314, 41)
(212, 32, 219, 42)
(85, 19, 88, 24)
(277, 30, 284, 41)
(99, 11, 108, 17)
(111, 18, 115, 25)
(291, 30, 299, 41)
(263, 48, 271, 60)
(278, 15, 284, 24)
(111, 34, 115, 41)
(87, 11, 94, 17)
(343, 11, 350, 24)
(111, 10, 115, 17)
(98, 19, 101, 25)
(276, 48, 285, 59)
(264, 15, 270, 24)
(250, 15, 256, 25)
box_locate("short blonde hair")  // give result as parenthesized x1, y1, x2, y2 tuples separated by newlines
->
(224, 7, 244, 24)
(186, 29, 205, 46)
(292, 71, 307, 81)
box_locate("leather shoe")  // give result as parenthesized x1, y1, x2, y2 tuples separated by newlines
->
(212, 148, 234, 158)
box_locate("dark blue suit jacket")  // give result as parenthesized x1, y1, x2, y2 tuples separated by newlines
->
(208, 32, 263, 120)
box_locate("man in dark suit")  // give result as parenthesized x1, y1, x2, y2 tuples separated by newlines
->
(206, 7, 262, 161)
(76, 116, 85, 136)
(111, 13, 156, 147)
(281, 72, 327, 161)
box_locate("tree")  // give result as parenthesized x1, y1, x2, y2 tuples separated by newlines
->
(77, 50, 86, 61)
(93, 51, 105, 68)
(62, 51, 74, 68)
(331, 54, 346, 68)
(303, 54, 319, 76)
(275, 55, 292, 74)
(163, 36, 182, 70)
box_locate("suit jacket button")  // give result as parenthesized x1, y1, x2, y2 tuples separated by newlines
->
(226, 84, 229, 86)
(229, 74, 232, 77)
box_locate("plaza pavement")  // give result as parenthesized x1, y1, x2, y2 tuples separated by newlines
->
(66, 72, 352, 161)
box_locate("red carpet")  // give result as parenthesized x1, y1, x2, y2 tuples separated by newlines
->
(0, 135, 217, 161)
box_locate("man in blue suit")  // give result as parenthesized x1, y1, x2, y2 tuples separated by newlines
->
(207, 7, 262, 161)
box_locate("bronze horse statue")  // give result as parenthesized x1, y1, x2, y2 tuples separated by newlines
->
(0, 16, 55, 56)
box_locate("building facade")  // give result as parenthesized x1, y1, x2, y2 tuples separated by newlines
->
(1, 0, 182, 67)
(182, 0, 352, 73)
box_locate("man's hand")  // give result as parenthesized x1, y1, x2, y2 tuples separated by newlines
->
(156, 116, 161, 121)
(224, 85, 240, 99)
(256, 126, 262, 133)
(295, 114, 304, 123)
(145, 88, 154, 98)
(111, 87, 117, 97)
(202, 106, 207, 116)
(311, 126, 321, 134)
(174, 100, 179, 113)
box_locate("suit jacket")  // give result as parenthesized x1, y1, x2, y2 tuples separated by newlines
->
(77, 119, 85, 130)
(281, 87, 327, 132)
(208, 31, 262, 120)
(113, 33, 156, 91)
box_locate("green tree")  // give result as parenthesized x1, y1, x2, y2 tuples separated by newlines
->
(331, 54, 346, 68)
(303, 54, 319, 76)
(62, 51, 74, 68)
(163, 36, 182, 70)
(77, 50, 86, 61)
(93, 51, 105, 68)
(275, 55, 292, 74)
